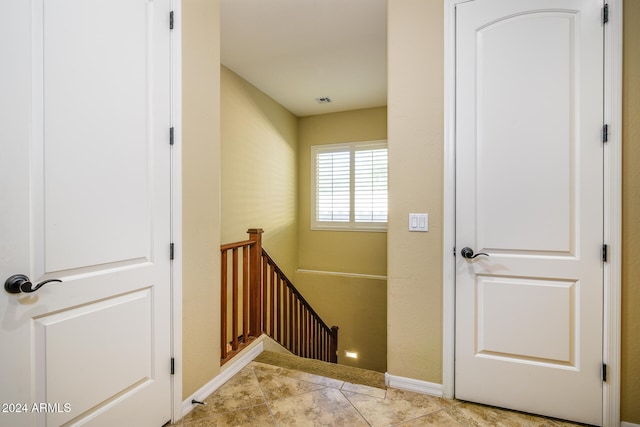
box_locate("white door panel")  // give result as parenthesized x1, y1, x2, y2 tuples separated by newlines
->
(476, 276, 575, 363)
(35, 290, 153, 427)
(1, 1, 172, 426)
(455, 0, 604, 424)
(43, 0, 151, 273)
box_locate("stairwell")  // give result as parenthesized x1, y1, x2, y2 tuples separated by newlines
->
(221, 229, 339, 366)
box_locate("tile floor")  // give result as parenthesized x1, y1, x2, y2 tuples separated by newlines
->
(170, 361, 589, 427)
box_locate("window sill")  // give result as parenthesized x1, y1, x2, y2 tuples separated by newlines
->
(311, 224, 387, 232)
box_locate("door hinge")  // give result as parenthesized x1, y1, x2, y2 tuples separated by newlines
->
(453, 247, 456, 256)
(602, 4, 609, 24)
(170, 127, 175, 145)
(602, 363, 607, 382)
(603, 124, 609, 143)
(170, 11, 174, 30)
(170, 243, 175, 260)
(171, 358, 175, 375)
(602, 244, 608, 262)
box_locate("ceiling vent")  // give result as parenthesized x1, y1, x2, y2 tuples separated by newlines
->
(315, 97, 332, 104)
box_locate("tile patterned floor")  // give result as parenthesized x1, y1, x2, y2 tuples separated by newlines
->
(169, 361, 589, 426)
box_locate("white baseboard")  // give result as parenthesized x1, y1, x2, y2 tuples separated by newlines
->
(384, 373, 443, 397)
(621, 422, 640, 427)
(181, 341, 264, 417)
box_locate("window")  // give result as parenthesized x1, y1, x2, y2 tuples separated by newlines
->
(311, 140, 388, 231)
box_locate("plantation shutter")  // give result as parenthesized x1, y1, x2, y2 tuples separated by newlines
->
(316, 150, 350, 222)
(312, 141, 387, 230)
(354, 148, 388, 222)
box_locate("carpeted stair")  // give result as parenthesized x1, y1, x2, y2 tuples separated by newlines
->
(253, 351, 386, 389)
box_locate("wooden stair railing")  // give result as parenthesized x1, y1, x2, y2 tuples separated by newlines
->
(220, 229, 263, 364)
(220, 229, 338, 365)
(261, 250, 339, 363)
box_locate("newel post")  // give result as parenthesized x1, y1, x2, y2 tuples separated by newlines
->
(247, 228, 264, 336)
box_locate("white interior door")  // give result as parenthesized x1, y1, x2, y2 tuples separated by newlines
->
(0, 1, 173, 426)
(455, 0, 604, 424)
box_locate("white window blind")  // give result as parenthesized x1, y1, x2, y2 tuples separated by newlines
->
(316, 150, 350, 222)
(311, 140, 388, 231)
(355, 148, 388, 222)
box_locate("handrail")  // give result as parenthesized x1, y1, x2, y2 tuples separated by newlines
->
(220, 228, 338, 365)
(220, 239, 254, 251)
(261, 249, 338, 363)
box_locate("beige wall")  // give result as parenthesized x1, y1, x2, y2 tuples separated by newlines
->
(295, 272, 387, 372)
(621, 1, 640, 422)
(221, 66, 298, 276)
(386, 0, 444, 383)
(182, 0, 221, 399)
(298, 107, 388, 276)
(296, 107, 388, 372)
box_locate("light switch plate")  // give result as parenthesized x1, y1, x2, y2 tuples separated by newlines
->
(409, 213, 428, 232)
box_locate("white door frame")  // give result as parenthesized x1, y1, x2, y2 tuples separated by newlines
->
(170, 0, 183, 422)
(442, 1, 623, 426)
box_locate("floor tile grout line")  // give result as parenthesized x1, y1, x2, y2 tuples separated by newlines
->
(252, 361, 347, 390)
(183, 366, 276, 425)
(389, 408, 465, 427)
(182, 403, 272, 426)
(249, 366, 278, 426)
(341, 387, 467, 427)
(339, 389, 376, 426)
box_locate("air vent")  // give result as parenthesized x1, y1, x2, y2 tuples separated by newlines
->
(315, 97, 332, 104)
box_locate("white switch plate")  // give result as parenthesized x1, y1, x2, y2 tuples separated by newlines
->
(409, 213, 428, 232)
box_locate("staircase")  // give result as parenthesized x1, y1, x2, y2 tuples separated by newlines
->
(220, 229, 338, 365)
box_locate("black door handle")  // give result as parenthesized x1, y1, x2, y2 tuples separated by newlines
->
(4, 274, 62, 294)
(460, 247, 489, 259)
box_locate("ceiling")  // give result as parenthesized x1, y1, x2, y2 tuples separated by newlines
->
(221, 0, 387, 117)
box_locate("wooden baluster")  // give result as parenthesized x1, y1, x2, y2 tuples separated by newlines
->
(309, 310, 312, 358)
(232, 248, 239, 351)
(276, 273, 282, 343)
(262, 255, 268, 335)
(242, 245, 249, 343)
(305, 307, 310, 358)
(313, 317, 320, 359)
(293, 297, 298, 354)
(305, 308, 310, 357)
(320, 325, 324, 361)
(317, 321, 321, 359)
(324, 328, 328, 362)
(326, 327, 330, 362)
(320, 327, 324, 362)
(281, 280, 284, 345)
(318, 325, 321, 361)
(309, 310, 313, 358)
(313, 316, 317, 359)
(299, 300, 303, 356)
(221, 250, 228, 360)
(283, 283, 288, 349)
(300, 302, 304, 356)
(269, 264, 275, 338)
(288, 287, 293, 352)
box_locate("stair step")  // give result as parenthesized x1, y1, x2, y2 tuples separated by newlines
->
(253, 350, 386, 389)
